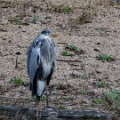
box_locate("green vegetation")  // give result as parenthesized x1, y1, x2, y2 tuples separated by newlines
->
(116, 79, 120, 84)
(83, 105, 90, 109)
(95, 27, 105, 31)
(85, 13, 92, 18)
(45, 16, 51, 19)
(66, 44, 81, 53)
(81, 63, 86, 68)
(31, 96, 36, 100)
(61, 44, 83, 56)
(92, 98, 105, 104)
(80, 74, 87, 79)
(78, 12, 92, 24)
(96, 54, 114, 62)
(106, 89, 120, 109)
(11, 77, 25, 86)
(13, 18, 22, 25)
(41, 95, 46, 101)
(60, 51, 70, 56)
(70, 73, 80, 79)
(55, 82, 62, 87)
(76, 90, 85, 94)
(62, 96, 68, 100)
(55, 82, 64, 89)
(52, 91, 57, 95)
(59, 105, 66, 109)
(61, 6, 72, 13)
(31, 95, 46, 101)
(97, 82, 105, 88)
(30, 14, 44, 24)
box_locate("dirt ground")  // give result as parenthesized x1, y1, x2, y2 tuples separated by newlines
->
(0, 0, 120, 119)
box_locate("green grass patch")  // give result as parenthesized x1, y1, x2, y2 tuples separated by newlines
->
(60, 51, 70, 56)
(106, 89, 120, 109)
(97, 82, 106, 88)
(55, 82, 63, 87)
(52, 91, 57, 95)
(78, 12, 92, 24)
(13, 18, 22, 25)
(62, 96, 68, 100)
(41, 95, 46, 101)
(11, 77, 25, 86)
(92, 98, 105, 104)
(83, 105, 91, 109)
(95, 27, 105, 31)
(30, 14, 44, 24)
(45, 16, 51, 19)
(116, 79, 120, 84)
(80, 74, 87, 79)
(55, 82, 65, 89)
(65, 44, 81, 53)
(61, 6, 72, 13)
(76, 90, 85, 94)
(59, 105, 66, 109)
(86, 13, 92, 18)
(96, 54, 114, 62)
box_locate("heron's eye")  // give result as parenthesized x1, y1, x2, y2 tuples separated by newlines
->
(36, 41, 39, 47)
(40, 42, 44, 47)
(40, 39, 45, 47)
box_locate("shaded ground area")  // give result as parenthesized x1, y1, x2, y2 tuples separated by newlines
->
(0, 0, 120, 119)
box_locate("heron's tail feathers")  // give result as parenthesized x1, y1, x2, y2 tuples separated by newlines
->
(37, 80, 45, 101)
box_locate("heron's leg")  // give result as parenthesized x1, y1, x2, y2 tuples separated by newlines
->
(46, 86, 49, 108)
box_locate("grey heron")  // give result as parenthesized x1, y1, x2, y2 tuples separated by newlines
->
(27, 29, 56, 107)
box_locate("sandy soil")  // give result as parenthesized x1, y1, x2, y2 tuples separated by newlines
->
(0, 0, 120, 119)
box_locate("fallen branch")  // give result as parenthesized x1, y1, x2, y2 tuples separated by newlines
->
(57, 59, 82, 62)
(0, 104, 111, 120)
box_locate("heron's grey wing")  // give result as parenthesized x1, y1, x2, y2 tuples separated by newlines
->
(46, 38, 56, 85)
(52, 39, 56, 66)
(27, 36, 40, 80)
(28, 45, 41, 96)
(28, 47, 40, 84)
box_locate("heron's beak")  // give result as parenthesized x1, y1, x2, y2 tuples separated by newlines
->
(50, 33, 58, 38)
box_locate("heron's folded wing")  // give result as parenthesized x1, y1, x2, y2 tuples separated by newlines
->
(28, 47, 40, 84)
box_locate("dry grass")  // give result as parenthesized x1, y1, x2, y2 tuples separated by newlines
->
(0, 0, 120, 119)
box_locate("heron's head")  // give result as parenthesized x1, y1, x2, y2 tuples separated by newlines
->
(41, 29, 51, 35)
